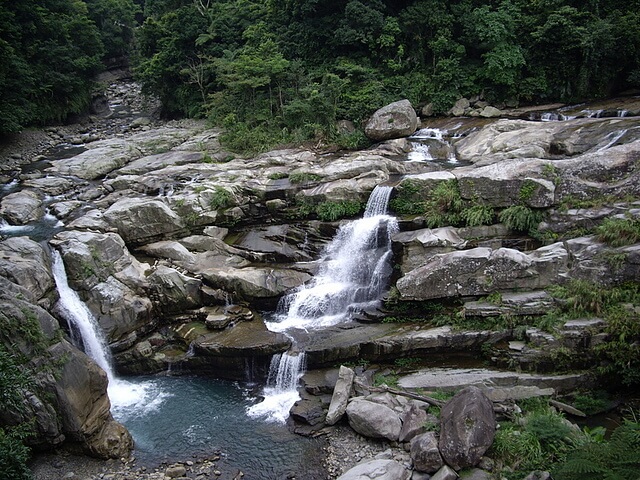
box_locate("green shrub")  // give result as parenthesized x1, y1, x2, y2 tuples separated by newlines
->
(267, 172, 289, 180)
(289, 172, 323, 184)
(316, 200, 362, 221)
(0, 428, 32, 480)
(499, 205, 543, 233)
(389, 179, 425, 215)
(209, 187, 234, 210)
(553, 421, 640, 480)
(461, 205, 495, 227)
(596, 217, 640, 247)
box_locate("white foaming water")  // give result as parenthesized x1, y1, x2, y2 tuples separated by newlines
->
(251, 186, 397, 423)
(51, 250, 163, 413)
(408, 143, 433, 162)
(268, 186, 398, 332)
(0, 218, 35, 235)
(52, 250, 114, 380)
(596, 129, 629, 152)
(246, 352, 306, 423)
(411, 127, 445, 140)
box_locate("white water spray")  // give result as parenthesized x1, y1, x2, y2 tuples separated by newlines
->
(51, 250, 161, 414)
(246, 352, 306, 423)
(249, 186, 397, 422)
(52, 250, 114, 381)
(268, 186, 398, 332)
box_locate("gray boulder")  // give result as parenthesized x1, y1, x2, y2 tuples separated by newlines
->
(325, 365, 355, 425)
(201, 266, 311, 300)
(0, 189, 44, 224)
(0, 237, 54, 302)
(103, 197, 187, 246)
(396, 245, 568, 301)
(336, 459, 410, 480)
(365, 100, 418, 141)
(410, 432, 444, 473)
(438, 386, 496, 470)
(346, 397, 402, 441)
(430, 465, 458, 480)
(50, 231, 153, 343)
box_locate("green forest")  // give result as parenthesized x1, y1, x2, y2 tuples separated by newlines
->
(2, 0, 640, 148)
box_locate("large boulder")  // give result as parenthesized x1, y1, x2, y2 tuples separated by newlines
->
(399, 402, 429, 442)
(201, 266, 311, 300)
(336, 459, 410, 480)
(0, 237, 54, 302)
(0, 280, 133, 459)
(396, 245, 568, 301)
(345, 397, 402, 441)
(365, 100, 418, 141)
(50, 231, 153, 343)
(103, 197, 187, 246)
(48, 341, 133, 458)
(438, 386, 496, 470)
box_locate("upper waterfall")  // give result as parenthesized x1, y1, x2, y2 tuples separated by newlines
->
(268, 186, 398, 332)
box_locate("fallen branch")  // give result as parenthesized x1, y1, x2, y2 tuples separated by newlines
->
(354, 380, 445, 408)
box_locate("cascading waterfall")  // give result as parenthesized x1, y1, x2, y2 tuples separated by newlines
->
(51, 250, 157, 414)
(248, 186, 397, 422)
(268, 185, 398, 333)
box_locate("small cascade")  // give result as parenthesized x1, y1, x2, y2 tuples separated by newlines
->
(268, 185, 398, 332)
(408, 143, 433, 162)
(249, 186, 397, 422)
(51, 250, 159, 415)
(596, 129, 629, 152)
(246, 352, 306, 423)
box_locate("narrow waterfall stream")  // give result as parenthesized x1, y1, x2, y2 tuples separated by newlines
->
(248, 186, 398, 422)
(51, 250, 155, 411)
(52, 250, 115, 380)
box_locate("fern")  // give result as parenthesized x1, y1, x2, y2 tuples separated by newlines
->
(554, 422, 640, 480)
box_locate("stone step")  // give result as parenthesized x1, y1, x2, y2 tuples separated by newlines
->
(397, 367, 588, 396)
(464, 290, 554, 317)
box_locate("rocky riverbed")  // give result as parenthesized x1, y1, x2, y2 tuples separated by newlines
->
(2, 73, 640, 479)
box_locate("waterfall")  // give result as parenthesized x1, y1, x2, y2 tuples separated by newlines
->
(52, 250, 115, 382)
(268, 185, 398, 333)
(51, 250, 158, 414)
(249, 186, 397, 422)
(596, 129, 629, 152)
(246, 352, 306, 423)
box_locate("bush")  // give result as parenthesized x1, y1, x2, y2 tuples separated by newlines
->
(553, 421, 640, 480)
(596, 217, 640, 247)
(461, 205, 495, 227)
(316, 201, 362, 221)
(498, 205, 543, 233)
(0, 428, 31, 480)
(208, 187, 234, 210)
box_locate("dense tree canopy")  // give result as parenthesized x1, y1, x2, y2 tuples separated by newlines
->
(2, 0, 639, 143)
(134, 0, 640, 150)
(0, 0, 138, 134)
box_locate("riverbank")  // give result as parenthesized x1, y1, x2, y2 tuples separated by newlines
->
(30, 423, 400, 480)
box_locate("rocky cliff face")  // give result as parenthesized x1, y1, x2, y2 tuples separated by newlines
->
(0, 240, 132, 459)
(1, 92, 639, 455)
